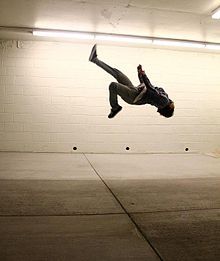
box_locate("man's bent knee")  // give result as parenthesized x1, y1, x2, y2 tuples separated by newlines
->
(109, 82, 118, 91)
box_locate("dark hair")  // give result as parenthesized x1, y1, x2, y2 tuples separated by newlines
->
(157, 102, 174, 118)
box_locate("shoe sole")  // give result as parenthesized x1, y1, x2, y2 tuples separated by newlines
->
(108, 107, 122, 118)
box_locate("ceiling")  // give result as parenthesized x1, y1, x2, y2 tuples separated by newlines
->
(0, 0, 220, 43)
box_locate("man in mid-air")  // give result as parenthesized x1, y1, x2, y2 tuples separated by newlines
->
(89, 44, 174, 119)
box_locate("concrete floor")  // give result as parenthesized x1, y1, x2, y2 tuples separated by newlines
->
(0, 152, 219, 261)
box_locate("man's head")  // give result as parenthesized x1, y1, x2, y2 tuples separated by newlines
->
(157, 101, 175, 118)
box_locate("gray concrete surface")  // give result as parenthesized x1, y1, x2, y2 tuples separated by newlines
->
(0, 152, 220, 261)
(98, 178, 220, 212)
(0, 180, 123, 215)
(0, 215, 160, 261)
(132, 210, 220, 261)
(0, 153, 97, 180)
(86, 153, 220, 180)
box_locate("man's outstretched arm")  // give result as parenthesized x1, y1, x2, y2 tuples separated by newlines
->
(134, 65, 157, 104)
(133, 65, 148, 103)
(137, 65, 144, 84)
(137, 64, 154, 89)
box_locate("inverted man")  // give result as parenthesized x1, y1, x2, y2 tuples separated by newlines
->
(89, 44, 175, 119)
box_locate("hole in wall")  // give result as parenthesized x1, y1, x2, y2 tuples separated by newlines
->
(126, 147, 130, 151)
(185, 147, 189, 152)
(73, 147, 77, 151)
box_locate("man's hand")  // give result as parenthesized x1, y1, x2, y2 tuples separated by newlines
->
(137, 64, 145, 75)
(137, 64, 153, 89)
(137, 64, 142, 71)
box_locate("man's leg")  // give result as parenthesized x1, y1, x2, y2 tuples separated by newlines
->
(109, 82, 137, 107)
(89, 44, 137, 118)
(89, 44, 134, 88)
(108, 82, 138, 118)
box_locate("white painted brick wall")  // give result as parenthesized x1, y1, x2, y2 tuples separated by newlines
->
(0, 39, 220, 153)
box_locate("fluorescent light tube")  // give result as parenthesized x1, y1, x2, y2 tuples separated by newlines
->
(32, 28, 220, 52)
(95, 34, 152, 44)
(212, 7, 220, 19)
(33, 29, 94, 40)
(153, 39, 205, 48)
(205, 44, 220, 50)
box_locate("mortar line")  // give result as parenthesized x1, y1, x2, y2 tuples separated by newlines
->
(84, 154, 164, 261)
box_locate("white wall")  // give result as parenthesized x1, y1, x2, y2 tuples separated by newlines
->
(0, 40, 220, 153)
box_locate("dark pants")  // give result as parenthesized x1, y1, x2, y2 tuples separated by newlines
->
(93, 58, 139, 110)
